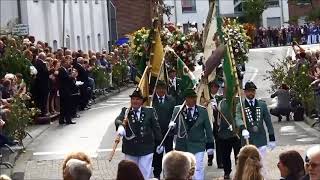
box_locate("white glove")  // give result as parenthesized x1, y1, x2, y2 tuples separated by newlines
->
(117, 125, 126, 137)
(228, 125, 233, 131)
(207, 149, 214, 155)
(168, 121, 176, 128)
(268, 141, 276, 150)
(242, 129, 250, 139)
(156, 146, 164, 154)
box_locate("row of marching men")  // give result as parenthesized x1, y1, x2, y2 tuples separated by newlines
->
(114, 74, 276, 180)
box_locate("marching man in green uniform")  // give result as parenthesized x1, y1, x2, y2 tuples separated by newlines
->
(115, 88, 162, 180)
(235, 81, 276, 174)
(207, 80, 224, 168)
(151, 81, 176, 179)
(217, 86, 241, 179)
(169, 88, 214, 180)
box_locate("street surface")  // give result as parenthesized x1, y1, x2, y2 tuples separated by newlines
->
(13, 46, 320, 180)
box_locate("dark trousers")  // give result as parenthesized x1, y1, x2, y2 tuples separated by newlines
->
(71, 94, 80, 117)
(60, 93, 72, 123)
(221, 137, 241, 175)
(79, 85, 89, 110)
(208, 138, 223, 167)
(35, 91, 48, 116)
(152, 135, 174, 178)
(270, 107, 291, 120)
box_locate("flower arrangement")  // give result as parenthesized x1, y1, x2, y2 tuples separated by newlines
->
(161, 24, 200, 68)
(5, 97, 40, 148)
(130, 27, 152, 74)
(222, 18, 251, 65)
(265, 57, 313, 115)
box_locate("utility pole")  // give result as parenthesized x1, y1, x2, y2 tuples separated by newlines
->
(17, 0, 22, 24)
(62, 0, 66, 48)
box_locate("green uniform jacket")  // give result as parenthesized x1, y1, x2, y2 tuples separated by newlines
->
(115, 107, 162, 156)
(173, 105, 214, 154)
(212, 95, 224, 139)
(217, 99, 238, 140)
(152, 95, 176, 135)
(235, 99, 275, 147)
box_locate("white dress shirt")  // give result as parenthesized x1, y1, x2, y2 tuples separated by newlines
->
(246, 98, 256, 107)
(132, 107, 142, 119)
(156, 94, 165, 104)
(186, 105, 195, 117)
(170, 77, 177, 90)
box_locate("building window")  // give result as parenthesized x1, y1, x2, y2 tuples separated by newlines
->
(53, 40, 58, 52)
(33, 0, 39, 2)
(296, 0, 311, 5)
(95, 0, 99, 4)
(97, 34, 102, 51)
(50, 0, 54, 3)
(182, 0, 196, 13)
(77, 36, 81, 50)
(66, 35, 71, 49)
(74, 0, 78, 3)
(85, 0, 88, 3)
(266, 0, 280, 7)
(87, 36, 91, 50)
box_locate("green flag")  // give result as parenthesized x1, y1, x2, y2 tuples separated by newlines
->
(217, 16, 237, 112)
(176, 57, 197, 92)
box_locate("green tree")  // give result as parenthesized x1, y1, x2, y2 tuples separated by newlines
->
(243, 0, 267, 26)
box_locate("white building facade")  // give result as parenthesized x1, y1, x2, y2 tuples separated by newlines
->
(0, 0, 110, 52)
(219, 0, 290, 28)
(163, 0, 210, 32)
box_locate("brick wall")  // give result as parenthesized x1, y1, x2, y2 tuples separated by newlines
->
(112, 0, 155, 38)
(288, 0, 320, 18)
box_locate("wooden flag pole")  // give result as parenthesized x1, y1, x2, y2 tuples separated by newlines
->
(225, 27, 249, 145)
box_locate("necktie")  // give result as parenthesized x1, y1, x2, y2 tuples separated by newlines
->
(187, 108, 193, 119)
(250, 100, 254, 107)
(159, 97, 163, 104)
(134, 110, 139, 119)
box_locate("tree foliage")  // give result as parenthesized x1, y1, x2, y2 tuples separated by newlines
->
(243, 0, 267, 26)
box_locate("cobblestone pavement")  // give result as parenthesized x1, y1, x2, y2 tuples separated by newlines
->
(19, 120, 320, 180)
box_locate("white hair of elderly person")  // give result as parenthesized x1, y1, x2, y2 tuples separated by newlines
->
(182, 152, 196, 180)
(0, 174, 11, 180)
(163, 151, 191, 180)
(65, 159, 92, 180)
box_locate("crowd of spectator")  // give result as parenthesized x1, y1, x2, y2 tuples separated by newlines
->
(252, 23, 320, 48)
(14, 144, 314, 180)
(0, 36, 134, 123)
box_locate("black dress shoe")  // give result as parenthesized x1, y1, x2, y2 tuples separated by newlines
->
(217, 164, 224, 169)
(208, 161, 213, 166)
(66, 121, 76, 125)
(59, 120, 65, 124)
(72, 114, 80, 118)
(224, 174, 230, 179)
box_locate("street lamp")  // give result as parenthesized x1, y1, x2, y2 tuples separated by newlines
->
(62, 0, 66, 48)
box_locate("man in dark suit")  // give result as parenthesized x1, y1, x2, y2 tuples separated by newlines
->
(168, 68, 183, 105)
(58, 59, 77, 125)
(34, 52, 49, 116)
(73, 57, 89, 111)
(151, 81, 176, 179)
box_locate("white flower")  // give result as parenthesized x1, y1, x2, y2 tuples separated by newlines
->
(235, 49, 239, 53)
(181, 36, 186, 41)
(30, 66, 38, 75)
(139, 52, 143, 56)
(177, 41, 181, 45)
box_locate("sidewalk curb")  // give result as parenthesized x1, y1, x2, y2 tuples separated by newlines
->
(7, 84, 135, 179)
